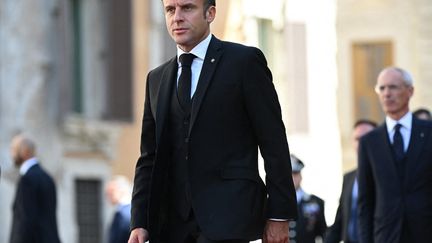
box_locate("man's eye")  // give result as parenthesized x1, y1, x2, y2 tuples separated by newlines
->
(184, 6, 193, 11)
(166, 8, 175, 14)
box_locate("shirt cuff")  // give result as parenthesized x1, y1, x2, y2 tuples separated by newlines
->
(269, 218, 289, 221)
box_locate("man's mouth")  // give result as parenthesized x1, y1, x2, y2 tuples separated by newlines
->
(173, 28, 188, 34)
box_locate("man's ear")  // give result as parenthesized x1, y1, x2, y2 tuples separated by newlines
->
(206, 6, 216, 23)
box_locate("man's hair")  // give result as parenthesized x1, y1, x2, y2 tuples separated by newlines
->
(413, 108, 432, 119)
(13, 134, 36, 157)
(381, 66, 414, 86)
(160, 0, 215, 8)
(203, 0, 216, 15)
(354, 119, 377, 129)
(161, 0, 216, 16)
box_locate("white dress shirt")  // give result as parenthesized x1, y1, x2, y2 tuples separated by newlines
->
(19, 157, 38, 175)
(386, 111, 412, 152)
(176, 34, 212, 98)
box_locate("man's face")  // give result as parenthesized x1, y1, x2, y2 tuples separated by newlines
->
(163, 0, 215, 52)
(353, 123, 375, 153)
(375, 69, 413, 119)
(105, 182, 119, 205)
(10, 137, 23, 167)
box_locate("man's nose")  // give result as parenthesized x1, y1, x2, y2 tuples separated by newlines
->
(173, 8, 184, 22)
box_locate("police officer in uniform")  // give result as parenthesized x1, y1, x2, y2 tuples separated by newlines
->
(289, 155, 327, 243)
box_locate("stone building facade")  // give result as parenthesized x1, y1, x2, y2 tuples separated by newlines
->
(1, 0, 431, 241)
(0, 0, 137, 242)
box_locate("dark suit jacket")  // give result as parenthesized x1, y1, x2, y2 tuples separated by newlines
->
(10, 164, 60, 243)
(291, 193, 326, 243)
(109, 204, 131, 243)
(357, 116, 432, 243)
(131, 36, 297, 242)
(325, 170, 356, 243)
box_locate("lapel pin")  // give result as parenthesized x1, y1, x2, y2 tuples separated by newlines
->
(420, 132, 425, 138)
(211, 58, 215, 63)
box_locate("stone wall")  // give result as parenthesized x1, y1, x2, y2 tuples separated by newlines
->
(0, 1, 124, 242)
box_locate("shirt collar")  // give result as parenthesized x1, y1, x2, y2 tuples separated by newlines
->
(19, 157, 38, 175)
(296, 188, 305, 204)
(116, 202, 130, 211)
(177, 34, 212, 64)
(386, 111, 413, 133)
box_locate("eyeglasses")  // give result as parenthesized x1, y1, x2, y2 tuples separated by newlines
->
(374, 84, 410, 93)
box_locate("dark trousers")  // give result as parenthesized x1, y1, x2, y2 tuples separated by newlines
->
(162, 210, 249, 243)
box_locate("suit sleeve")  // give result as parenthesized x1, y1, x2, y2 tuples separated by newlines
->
(241, 47, 297, 220)
(15, 176, 40, 242)
(130, 73, 157, 230)
(357, 137, 375, 243)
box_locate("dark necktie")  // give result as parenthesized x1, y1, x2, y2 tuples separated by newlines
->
(348, 179, 358, 241)
(393, 123, 405, 161)
(178, 53, 196, 112)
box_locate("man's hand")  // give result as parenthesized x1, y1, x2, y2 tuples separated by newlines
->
(263, 220, 289, 243)
(128, 228, 149, 243)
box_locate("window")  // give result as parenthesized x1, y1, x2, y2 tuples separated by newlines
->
(75, 179, 102, 243)
(70, 0, 83, 113)
(258, 19, 274, 67)
(105, 0, 133, 121)
(67, 0, 133, 121)
(352, 41, 393, 122)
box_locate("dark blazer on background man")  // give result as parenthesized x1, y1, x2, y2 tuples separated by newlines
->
(131, 36, 297, 242)
(325, 170, 357, 243)
(358, 116, 432, 243)
(109, 204, 131, 243)
(10, 163, 60, 243)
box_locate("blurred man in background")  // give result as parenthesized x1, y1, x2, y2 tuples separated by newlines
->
(9, 134, 61, 243)
(325, 119, 376, 243)
(358, 67, 432, 242)
(106, 175, 132, 243)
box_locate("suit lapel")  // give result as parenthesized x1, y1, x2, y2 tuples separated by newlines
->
(404, 117, 429, 188)
(155, 58, 177, 144)
(188, 36, 223, 136)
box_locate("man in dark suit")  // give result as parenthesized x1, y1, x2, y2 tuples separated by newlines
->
(106, 176, 132, 243)
(325, 120, 376, 243)
(289, 155, 326, 243)
(9, 134, 61, 243)
(128, 0, 297, 242)
(357, 67, 432, 243)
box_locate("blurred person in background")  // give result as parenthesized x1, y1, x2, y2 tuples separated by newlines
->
(106, 175, 132, 243)
(413, 108, 431, 120)
(289, 155, 327, 243)
(325, 119, 377, 243)
(9, 134, 61, 243)
(358, 67, 432, 243)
